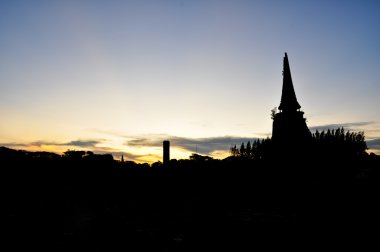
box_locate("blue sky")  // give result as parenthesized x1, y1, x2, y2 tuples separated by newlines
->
(1, 0, 379, 162)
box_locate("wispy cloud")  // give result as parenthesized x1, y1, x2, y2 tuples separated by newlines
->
(127, 135, 256, 155)
(26, 139, 103, 148)
(0, 142, 29, 147)
(0, 139, 102, 150)
(367, 138, 380, 150)
(309, 121, 375, 132)
(88, 128, 128, 138)
(63, 140, 101, 147)
(4, 131, 378, 163)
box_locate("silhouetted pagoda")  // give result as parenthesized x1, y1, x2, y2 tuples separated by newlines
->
(272, 53, 311, 153)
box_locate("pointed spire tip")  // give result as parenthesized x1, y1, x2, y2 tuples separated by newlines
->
(279, 52, 301, 111)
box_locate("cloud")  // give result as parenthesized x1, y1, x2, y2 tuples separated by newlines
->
(0, 142, 29, 147)
(127, 135, 257, 155)
(64, 140, 101, 147)
(2, 136, 256, 161)
(367, 138, 380, 150)
(88, 128, 128, 138)
(309, 121, 375, 132)
(27, 139, 102, 148)
(1, 139, 102, 150)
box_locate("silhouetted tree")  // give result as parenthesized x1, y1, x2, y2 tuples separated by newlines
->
(240, 143, 246, 157)
(63, 150, 86, 159)
(190, 153, 213, 162)
(231, 128, 367, 160)
(246, 141, 252, 158)
(271, 107, 277, 119)
(230, 144, 239, 157)
(311, 127, 367, 158)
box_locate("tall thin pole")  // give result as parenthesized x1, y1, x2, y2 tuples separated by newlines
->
(163, 140, 170, 165)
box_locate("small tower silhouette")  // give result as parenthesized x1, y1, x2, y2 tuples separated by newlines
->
(163, 140, 170, 165)
(272, 53, 311, 154)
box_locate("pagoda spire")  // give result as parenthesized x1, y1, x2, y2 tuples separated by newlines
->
(278, 53, 301, 112)
(272, 53, 311, 153)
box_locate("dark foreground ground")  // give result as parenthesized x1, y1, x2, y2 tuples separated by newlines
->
(2, 149, 380, 251)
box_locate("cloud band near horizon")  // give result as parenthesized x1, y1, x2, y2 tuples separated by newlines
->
(127, 135, 258, 155)
(1, 120, 379, 162)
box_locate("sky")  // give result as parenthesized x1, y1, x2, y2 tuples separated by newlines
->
(1, 0, 380, 163)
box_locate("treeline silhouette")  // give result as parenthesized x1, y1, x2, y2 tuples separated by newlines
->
(2, 136, 380, 251)
(230, 128, 367, 160)
(230, 138, 272, 159)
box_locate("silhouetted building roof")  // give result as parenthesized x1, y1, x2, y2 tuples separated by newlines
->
(278, 53, 301, 112)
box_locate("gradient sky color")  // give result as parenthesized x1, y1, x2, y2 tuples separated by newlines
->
(1, 0, 380, 162)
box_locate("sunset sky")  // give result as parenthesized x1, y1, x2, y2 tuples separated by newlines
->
(1, 0, 379, 163)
